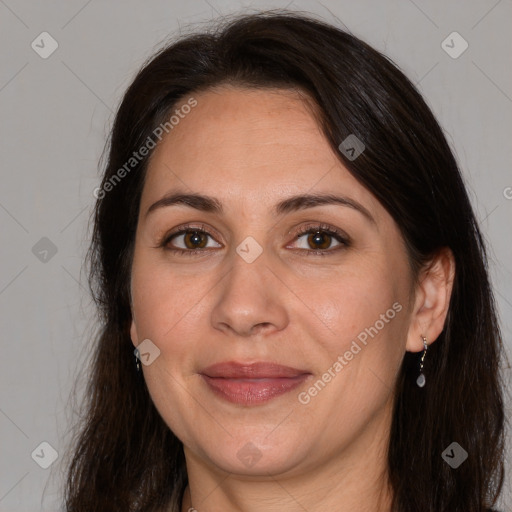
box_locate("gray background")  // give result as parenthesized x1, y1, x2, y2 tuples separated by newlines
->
(0, 0, 511, 510)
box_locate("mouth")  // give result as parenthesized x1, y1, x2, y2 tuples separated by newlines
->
(199, 361, 312, 405)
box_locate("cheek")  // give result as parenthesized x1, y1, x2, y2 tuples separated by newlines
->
(130, 260, 209, 441)
(293, 260, 404, 346)
(294, 275, 407, 446)
(131, 255, 206, 340)
(292, 256, 410, 407)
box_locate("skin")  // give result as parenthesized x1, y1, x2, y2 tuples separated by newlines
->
(129, 86, 455, 512)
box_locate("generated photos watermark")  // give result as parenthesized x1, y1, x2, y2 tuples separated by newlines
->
(298, 301, 403, 404)
(93, 96, 198, 200)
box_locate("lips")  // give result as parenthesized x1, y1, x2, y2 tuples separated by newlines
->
(201, 361, 309, 379)
(200, 362, 311, 405)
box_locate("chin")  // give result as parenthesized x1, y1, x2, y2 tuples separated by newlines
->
(191, 433, 313, 477)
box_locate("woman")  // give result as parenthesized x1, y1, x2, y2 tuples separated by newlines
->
(64, 11, 507, 512)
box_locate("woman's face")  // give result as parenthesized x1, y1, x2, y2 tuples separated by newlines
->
(130, 86, 418, 477)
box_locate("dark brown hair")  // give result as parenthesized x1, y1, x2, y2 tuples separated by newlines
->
(64, 10, 507, 512)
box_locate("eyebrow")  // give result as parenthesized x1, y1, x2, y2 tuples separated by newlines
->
(145, 191, 375, 223)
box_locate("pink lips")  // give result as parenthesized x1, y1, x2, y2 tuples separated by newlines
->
(200, 361, 311, 405)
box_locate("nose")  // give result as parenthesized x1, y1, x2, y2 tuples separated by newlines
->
(210, 251, 289, 338)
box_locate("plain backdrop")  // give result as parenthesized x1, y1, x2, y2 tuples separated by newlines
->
(0, 0, 511, 510)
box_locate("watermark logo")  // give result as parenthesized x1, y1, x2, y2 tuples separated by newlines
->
(338, 134, 365, 161)
(134, 339, 161, 366)
(32, 237, 58, 263)
(442, 442, 468, 469)
(441, 32, 468, 59)
(31, 32, 58, 59)
(236, 441, 263, 468)
(31, 441, 58, 469)
(236, 236, 263, 263)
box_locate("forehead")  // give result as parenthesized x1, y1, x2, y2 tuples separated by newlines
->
(141, 86, 381, 218)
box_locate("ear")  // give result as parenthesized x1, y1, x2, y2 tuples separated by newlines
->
(406, 247, 456, 352)
(130, 319, 138, 348)
(129, 280, 139, 348)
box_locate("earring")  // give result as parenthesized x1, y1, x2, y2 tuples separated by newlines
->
(416, 336, 428, 388)
(134, 348, 142, 374)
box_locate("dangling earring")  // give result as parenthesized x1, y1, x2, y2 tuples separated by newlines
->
(416, 336, 428, 388)
(134, 348, 142, 374)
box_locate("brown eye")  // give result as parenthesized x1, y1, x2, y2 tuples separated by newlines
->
(289, 224, 350, 255)
(183, 230, 208, 249)
(307, 231, 332, 250)
(163, 228, 222, 253)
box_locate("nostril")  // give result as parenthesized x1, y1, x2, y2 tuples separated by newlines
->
(251, 322, 272, 334)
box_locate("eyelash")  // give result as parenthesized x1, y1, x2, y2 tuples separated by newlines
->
(157, 222, 350, 257)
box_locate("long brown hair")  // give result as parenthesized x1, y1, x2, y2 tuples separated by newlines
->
(64, 11, 507, 511)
